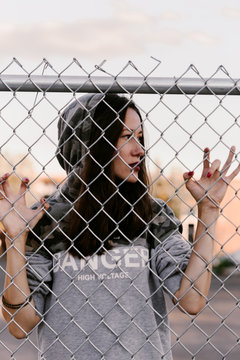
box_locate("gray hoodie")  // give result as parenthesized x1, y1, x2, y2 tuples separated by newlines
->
(26, 94, 191, 359)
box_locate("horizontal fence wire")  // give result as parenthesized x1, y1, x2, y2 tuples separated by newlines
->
(0, 60, 240, 360)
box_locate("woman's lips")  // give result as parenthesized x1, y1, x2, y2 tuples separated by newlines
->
(129, 162, 140, 171)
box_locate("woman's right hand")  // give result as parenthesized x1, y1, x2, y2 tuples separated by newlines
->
(0, 173, 49, 239)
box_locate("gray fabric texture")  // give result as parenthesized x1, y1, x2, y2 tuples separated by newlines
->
(27, 208, 191, 360)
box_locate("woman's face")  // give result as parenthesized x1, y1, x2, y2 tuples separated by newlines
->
(112, 107, 145, 183)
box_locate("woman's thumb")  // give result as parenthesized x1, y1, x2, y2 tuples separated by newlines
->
(183, 171, 194, 189)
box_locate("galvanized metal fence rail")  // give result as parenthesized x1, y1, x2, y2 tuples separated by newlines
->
(0, 60, 240, 360)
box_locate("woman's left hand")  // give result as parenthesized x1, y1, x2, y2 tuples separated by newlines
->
(183, 146, 240, 209)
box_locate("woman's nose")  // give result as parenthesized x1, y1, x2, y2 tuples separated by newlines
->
(133, 139, 145, 157)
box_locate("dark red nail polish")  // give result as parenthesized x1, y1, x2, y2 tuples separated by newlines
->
(23, 177, 29, 183)
(207, 172, 212, 178)
(188, 171, 194, 177)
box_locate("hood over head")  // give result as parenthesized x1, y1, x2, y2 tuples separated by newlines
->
(56, 93, 104, 200)
(57, 93, 104, 174)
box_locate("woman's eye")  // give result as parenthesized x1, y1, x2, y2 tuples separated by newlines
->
(122, 134, 132, 139)
(121, 133, 143, 142)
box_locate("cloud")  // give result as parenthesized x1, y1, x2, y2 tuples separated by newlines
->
(221, 7, 240, 18)
(189, 31, 219, 45)
(0, 16, 177, 59)
(159, 11, 182, 21)
(0, 4, 218, 62)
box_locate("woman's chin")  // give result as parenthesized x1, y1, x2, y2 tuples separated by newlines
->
(115, 174, 139, 184)
(125, 173, 139, 183)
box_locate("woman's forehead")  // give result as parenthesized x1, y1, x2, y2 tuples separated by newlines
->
(123, 107, 142, 132)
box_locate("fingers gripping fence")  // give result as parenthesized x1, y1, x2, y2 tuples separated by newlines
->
(0, 59, 240, 360)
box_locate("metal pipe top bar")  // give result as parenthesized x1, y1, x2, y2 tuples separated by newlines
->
(0, 75, 240, 95)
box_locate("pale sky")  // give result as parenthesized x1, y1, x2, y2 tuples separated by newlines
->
(1, 0, 240, 177)
(1, 0, 240, 75)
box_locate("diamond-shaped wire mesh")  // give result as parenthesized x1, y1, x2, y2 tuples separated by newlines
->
(0, 59, 240, 360)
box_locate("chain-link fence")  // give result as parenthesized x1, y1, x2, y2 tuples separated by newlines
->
(0, 59, 240, 360)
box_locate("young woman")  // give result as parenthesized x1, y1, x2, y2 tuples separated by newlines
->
(1, 94, 239, 359)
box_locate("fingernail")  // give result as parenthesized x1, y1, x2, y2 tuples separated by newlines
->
(3, 173, 9, 179)
(23, 177, 29, 183)
(188, 171, 194, 177)
(207, 172, 212, 178)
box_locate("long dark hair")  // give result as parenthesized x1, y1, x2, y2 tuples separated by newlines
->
(68, 94, 153, 257)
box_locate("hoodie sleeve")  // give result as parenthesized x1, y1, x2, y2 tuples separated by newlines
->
(26, 251, 53, 316)
(149, 199, 191, 296)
